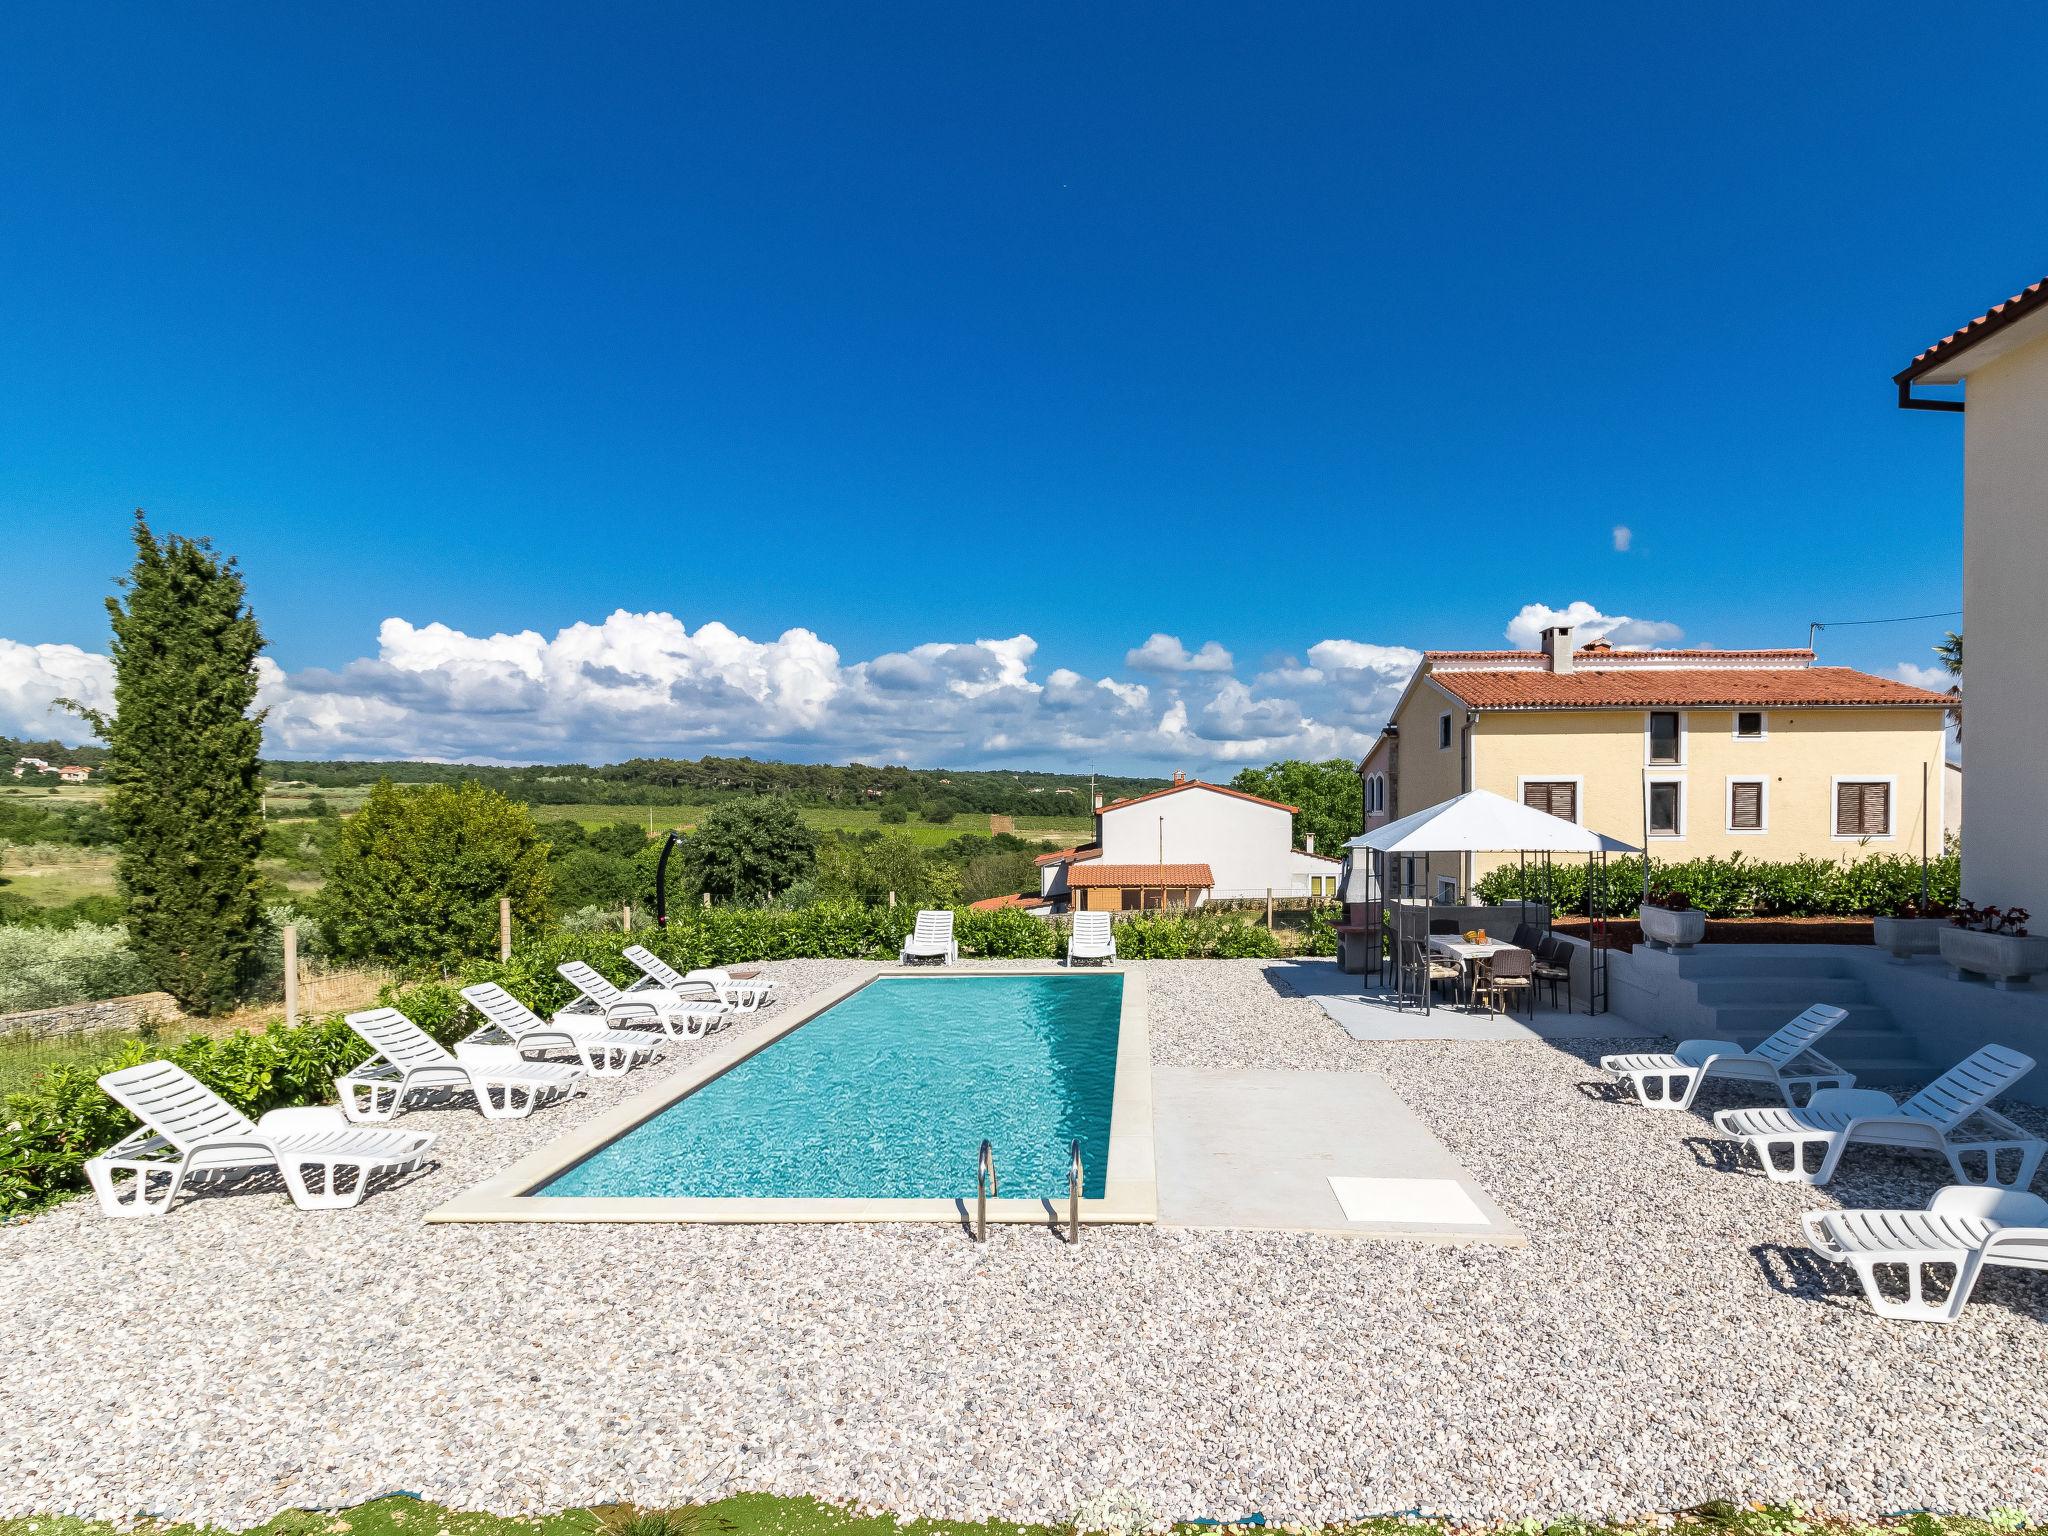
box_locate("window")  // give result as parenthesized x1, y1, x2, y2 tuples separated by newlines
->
(1120, 888, 1141, 912)
(1366, 773, 1385, 814)
(1835, 780, 1892, 838)
(1647, 711, 1682, 765)
(1522, 780, 1578, 823)
(1434, 876, 1459, 904)
(1438, 712, 1452, 750)
(1728, 779, 1766, 832)
(1648, 780, 1683, 836)
(1735, 710, 1766, 739)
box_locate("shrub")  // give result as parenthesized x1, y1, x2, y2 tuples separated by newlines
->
(0, 923, 155, 1013)
(679, 798, 816, 904)
(1473, 850, 1961, 920)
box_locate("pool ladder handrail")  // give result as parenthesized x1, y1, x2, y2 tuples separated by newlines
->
(974, 1138, 998, 1242)
(1067, 1138, 1083, 1246)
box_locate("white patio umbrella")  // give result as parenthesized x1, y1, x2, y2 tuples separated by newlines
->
(1342, 789, 1637, 1012)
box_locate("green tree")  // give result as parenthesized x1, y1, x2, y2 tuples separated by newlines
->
(1935, 630, 1963, 676)
(680, 797, 817, 904)
(317, 780, 552, 965)
(66, 512, 268, 1013)
(1230, 758, 1361, 861)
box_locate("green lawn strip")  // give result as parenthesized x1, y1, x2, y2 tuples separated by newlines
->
(0, 1495, 2032, 1536)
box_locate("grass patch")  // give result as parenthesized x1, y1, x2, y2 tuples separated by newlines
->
(0, 1027, 131, 1097)
(0, 852, 119, 907)
(0, 1495, 2034, 1536)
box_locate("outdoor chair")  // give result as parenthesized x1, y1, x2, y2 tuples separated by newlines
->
(1067, 912, 1117, 965)
(1512, 922, 1542, 950)
(622, 944, 776, 1013)
(85, 1060, 435, 1217)
(1803, 1184, 2048, 1324)
(1428, 918, 1460, 936)
(1713, 1044, 2042, 1187)
(1476, 947, 1535, 1018)
(1532, 935, 1573, 1009)
(1404, 938, 1462, 1003)
(558, 959, 727, 1039)
(458, 981, 664, 1078)
(900, 909, 958, 965)
(1599, 1003, 1850, 1111)
(339, 1007, 586, 1122)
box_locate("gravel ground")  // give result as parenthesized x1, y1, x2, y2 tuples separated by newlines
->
(5, 958, 2047, 1527)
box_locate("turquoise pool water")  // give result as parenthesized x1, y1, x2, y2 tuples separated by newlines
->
(535, 974, 1122, 1200)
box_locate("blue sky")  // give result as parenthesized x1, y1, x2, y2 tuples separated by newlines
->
(0, 3, 2028, 770)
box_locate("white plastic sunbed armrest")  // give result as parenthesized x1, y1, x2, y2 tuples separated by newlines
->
(254, 1105, 352, 1133)
(602, 998, 662, 1021)
(1804, 1087, 1901, 1119)
(1673, 1039, 1745, 1067)
(1799, 1210, 1851, 1260)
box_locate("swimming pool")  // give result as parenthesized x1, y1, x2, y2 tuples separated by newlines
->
(428, 966, 1157, 1225)
(539, 974, 1120, 1200)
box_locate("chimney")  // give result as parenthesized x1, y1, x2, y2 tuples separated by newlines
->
(1172, 769, 1186, 785)
(1305, 833, 1316, 855)
(1540, 625, 1575, 674)
(1093, 793, 1103, 811)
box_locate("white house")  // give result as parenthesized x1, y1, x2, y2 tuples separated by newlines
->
(58, 765, 91, 784)
(1037, 772, 1339, 912)
(1895, 273, 2048, 915)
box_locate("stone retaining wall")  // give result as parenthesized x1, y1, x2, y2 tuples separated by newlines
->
(0, 992, 186, 1041)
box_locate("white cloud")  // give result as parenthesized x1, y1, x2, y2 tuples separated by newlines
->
(0, 640, 114, 741)
(1611, 525, 1633, 553)
(1504, 600, 1684, 651)
(1124, 633, 1235, 673)
(1894, 662, 1957, 693)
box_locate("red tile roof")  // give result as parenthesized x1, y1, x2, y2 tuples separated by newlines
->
(1095, 780, 1296, 816)
(1428, 665, 1953, 711)
(1033, 844, 1100, 867)
(968, 893, 1044, 911)
(1425, 648, 1816, 664)
(1896, 276, 2048, 383)
(1066, 862, 1216, 889)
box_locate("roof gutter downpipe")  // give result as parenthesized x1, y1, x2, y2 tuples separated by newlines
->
(1896, 378, 1966, 413)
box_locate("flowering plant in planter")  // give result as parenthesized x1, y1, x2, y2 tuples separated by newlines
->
(1951, 900, 2031, 937)
(1643, 889, 1694, 912)
(1893, 895, 1954, 919)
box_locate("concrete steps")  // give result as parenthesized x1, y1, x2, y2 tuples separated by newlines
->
(1618, 946, 1928, 1085)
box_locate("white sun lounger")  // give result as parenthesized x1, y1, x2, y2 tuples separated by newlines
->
(1803, 1185, 2048, 1323)
(622, 944, 775, 1014)
(557, 960, 727, 1039)
(85, 1060, 435, 1217)
(900, 909, 958, 965)
(338, 1007, 586, 1122)
(1713, 1044, 2043, 1187)
(1067, 912, 1116, 966)
(459, 981, 663, 1077)
(1600, 1003, 1851, 1110)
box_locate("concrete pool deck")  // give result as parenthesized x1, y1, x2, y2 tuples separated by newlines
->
(1151, 1066, 1522, 1243)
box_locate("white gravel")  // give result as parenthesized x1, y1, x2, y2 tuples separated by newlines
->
(4, 958, 2047, 1527)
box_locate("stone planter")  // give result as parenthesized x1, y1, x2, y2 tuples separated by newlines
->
(1637, 905, 1707, 952)
(1939, 926, 2048, 990)
(1872, 915, 1949, 962)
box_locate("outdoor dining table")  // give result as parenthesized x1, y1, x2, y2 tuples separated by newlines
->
(1428, 935, 1527, 1011)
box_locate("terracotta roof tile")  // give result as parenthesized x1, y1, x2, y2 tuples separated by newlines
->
(967, 893, 1045, 911)
(1033, 844, 1100, 867)
(1096, 781, 1296, 816)
(1065, 862, 1216, 889)
(1429, 666, 1953, 711)
(1424, 648, 1816, 663)
(1896, 277, 2048, 382)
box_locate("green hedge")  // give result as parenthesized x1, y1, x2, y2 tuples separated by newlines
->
(1472, 850, 1961, 919)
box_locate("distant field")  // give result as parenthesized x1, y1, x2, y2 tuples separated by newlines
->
(0, 849, 118, 906)
(0, 782, 107, 804)
(527, 802, 1090, 847)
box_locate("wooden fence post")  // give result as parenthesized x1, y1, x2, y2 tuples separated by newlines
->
(622, 903, 632, 933)
(499, 897, 512, 961)
(702, 891, 711, 910)
(888, 890, 897, 909)
(1266, 889, 1274, 929)
(283, 924, 299, 1028)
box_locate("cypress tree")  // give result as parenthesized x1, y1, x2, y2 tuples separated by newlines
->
(70, 511, 269, 1013)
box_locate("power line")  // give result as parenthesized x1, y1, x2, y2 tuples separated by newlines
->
(1807, 609, 1961, 651)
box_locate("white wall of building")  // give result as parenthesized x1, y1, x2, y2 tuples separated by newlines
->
(1098, 787, 1329, 898)
(1961, 332, 2048, 914)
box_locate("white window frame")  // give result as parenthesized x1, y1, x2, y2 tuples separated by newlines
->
(1437, 711, 1452, 751)
(1516, 774, 1584, 825)
(1732, 709, 1768, 741)
(1644, 709, 1688, 768)
(1831, 775, 1897, 842)
(1434, 875, 1459, 904)
(1645, 772, 1687, 839)
(1367, 772, 1386, 813)
(1724, 775, 1769, 835)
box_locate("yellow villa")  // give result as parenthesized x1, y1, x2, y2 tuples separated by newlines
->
(1358, 625, 1954, 897)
